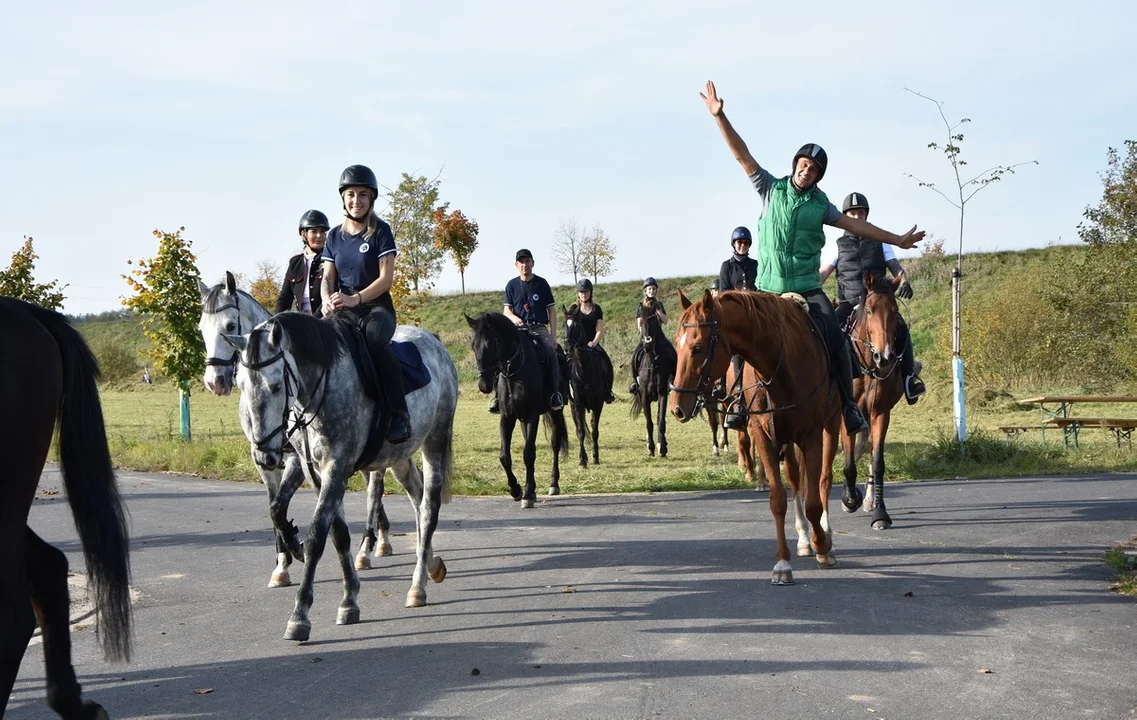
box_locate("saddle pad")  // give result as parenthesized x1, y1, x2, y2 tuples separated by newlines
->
(780, 292, 809, 312)
(391, 340, 431, 393)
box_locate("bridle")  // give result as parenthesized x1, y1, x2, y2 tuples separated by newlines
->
(851, 292, 900, 381)
(473, 325, 526, 387)
(203, 292, 244, 370)
(239, 334, 329, 467)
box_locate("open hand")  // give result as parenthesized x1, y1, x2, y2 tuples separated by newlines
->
(895, 226, 925, 250)
(700, 81, 723, 117)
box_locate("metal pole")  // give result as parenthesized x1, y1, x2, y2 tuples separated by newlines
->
(179, 379, 192, 441)
(951, 266, 966, 443)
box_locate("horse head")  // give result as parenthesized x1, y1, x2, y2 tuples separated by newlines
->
(231, 319, 294, 471)
(198, 270, 270, 396)
(861, 271, 902, 372)
(562, 304, 587, 353)
(465, 312, 519, 396)
(669, 289, 728, 422)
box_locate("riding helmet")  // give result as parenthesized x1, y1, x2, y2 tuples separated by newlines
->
(338, 165, 379, 196)
(577, 278, 593, 293)
(730, 226, 752, 245)
(842, 192, 870, 214)
(298, 209, 330, 232)
(711, 279, 721, 290)
(792, 143, 828, 182)
(643, 277, 658, 288)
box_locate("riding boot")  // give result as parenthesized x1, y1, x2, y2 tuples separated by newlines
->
(376, 346, 412, 444)
(834, 338, 869, 434)
(723, 354, 748, 431)
(627, 344, 642, 394)
(896, 322, 926, 404)
(548, 347, 564, 411)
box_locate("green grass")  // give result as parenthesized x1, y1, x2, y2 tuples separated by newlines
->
(1103, 537, 1137, 596)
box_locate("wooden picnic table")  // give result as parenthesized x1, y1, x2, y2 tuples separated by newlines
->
(1017, 395, 1137, 448)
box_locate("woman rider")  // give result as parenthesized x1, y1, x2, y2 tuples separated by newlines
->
(569, 278, 616, 404)
(275, 210, 329, 317)
(626, 277, 668, 395)
(320, 164, 411, 444)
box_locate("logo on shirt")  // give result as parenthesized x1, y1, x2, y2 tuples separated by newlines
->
(359, 242, 370, 253)
(532, 293, 540, 302)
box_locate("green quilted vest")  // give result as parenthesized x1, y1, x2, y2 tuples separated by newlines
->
(756, 177, 830, 294)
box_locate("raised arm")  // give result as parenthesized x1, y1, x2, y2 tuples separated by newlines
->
(700, 81, 759, 176)
(834, 214, 924, 250)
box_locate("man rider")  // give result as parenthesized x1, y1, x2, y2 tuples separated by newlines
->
(819, 192, 926, 404)
(700, 80, 923, 434)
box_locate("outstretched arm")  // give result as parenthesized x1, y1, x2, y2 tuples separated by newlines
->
(835, 214, 924, 250)
(700, 81, 759, 176)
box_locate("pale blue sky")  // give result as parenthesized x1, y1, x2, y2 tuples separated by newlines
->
(3, 1, 1133, 314)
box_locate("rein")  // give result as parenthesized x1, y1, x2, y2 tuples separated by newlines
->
(239, 343, 330, 470)
(203, 293, 244, 369)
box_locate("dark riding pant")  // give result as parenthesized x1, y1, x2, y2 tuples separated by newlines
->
(836, 300, 916, 379)
(803, 289, 858, 409)
(348, 303, 409, 420)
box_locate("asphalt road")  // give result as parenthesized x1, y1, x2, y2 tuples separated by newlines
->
(9, 468, 1137, 719)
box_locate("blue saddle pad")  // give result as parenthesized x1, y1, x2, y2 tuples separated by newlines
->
(391, 340, 431, 393)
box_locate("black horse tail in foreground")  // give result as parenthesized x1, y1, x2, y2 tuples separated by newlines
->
(1, 297, 132, 719)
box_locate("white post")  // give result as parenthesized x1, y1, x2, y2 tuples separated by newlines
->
(951, 266, 966, 442)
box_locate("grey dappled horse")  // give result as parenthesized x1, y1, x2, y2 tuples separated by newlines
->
(230, 311, 457, 641)
(198, 274, 395, 586)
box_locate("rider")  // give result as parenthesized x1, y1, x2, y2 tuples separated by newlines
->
(320, 164, 411, 444)
(700, 81, 923, 434)
(819, 192, 926, 404)
(275, 210, 329, 317)
(710, 278, 721, 297)
(489, 248, 565, 414)
(716, 226, 759, 429)
(569, 278, 617, 404)
(627, 277, 668, 395)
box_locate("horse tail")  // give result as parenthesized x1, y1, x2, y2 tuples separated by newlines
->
(629, 392, 643, 418)
(543, 410, 569, 460)
(33, 305, 133, 662)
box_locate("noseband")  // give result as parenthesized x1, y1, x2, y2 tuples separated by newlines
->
(239, 342, 328, 465)
(474, 327, 526, 385)
(851, 294, 900, 380)
(668, 311, 729, 400)
(204, 293, 243, 369)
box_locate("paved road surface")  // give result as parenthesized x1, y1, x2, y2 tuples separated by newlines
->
(9, 469, 1137, 719)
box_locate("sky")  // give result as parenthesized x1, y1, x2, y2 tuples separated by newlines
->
(2, 1, 1134, 314)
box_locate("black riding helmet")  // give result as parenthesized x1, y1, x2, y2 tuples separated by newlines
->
(298, 209, 330, 234)
(643, 277, 658, 289)
(842, 192, 870, 214)
(338, 165, 378, 196)
(792, 143, 828, 183)
(577, 278, 593, 293)
(730, 226, 752, 247)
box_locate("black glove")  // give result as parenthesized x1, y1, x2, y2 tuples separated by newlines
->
(897, 281, 914, 300)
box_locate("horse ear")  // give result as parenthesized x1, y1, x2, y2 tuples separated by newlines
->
(224, 334, 248, 350)
(701, 288, 714, 308)
(268, 321, 282, 348)
(863, 271, 874, 291)
(678, 288, 691, 310)
(224, 271, 237, 295)
(464, 312, 476, 328)
(198, 278, 211, 300)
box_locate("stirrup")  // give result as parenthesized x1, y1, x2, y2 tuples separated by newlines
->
(550, 392, 564, 411)
(843, 404, 869, 434)
(904, 375, 926, 404)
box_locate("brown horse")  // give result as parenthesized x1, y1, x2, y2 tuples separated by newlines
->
(842, 273, 906, 530)
(669, 289, 861, 584)
(1, 297, 132, 719)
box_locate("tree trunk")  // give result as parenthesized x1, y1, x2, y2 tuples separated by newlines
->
(460, 270, 465, 295)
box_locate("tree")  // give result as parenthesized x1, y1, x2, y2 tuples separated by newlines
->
(580, 224, 617, 283)
(551, 219, 586, 284)
(385, 172, 446, 294)
(0, 236, 67, 310)
(905, 89, 1037, 442)
(432, 207, 480, 294)
(248, 260, 282, 311)
(122, 227, 205, 440)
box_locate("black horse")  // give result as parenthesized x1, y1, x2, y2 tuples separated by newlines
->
(466, 312, 569, 507)
(629, 313, 677, 457)
(1, 297, 132, 719)
(562, 305, 614, 467)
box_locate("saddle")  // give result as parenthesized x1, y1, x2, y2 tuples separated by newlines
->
(780, 292, 832, 357)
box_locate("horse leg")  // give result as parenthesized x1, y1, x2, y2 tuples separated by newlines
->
(709, 404, 721, 457)
(591, 405, 601, 466)
(356, 469, 393, 571)
(269, 453, 309, 569)
(24, 529, 112, 720)
(840, 417, 865, 514)
(0, 557, 35, 720)
(329, 504, 360, 627)
(285, 464, 351, 641)
(801, 439, 836, 567)
(870, 411, 893, 530)
(643, 398, 656, 457)
(499, 415, 522, 501)
(549, 409, 563, 496)
(574, 400, 588, 468)
(820, 415, 840, 534)
(657, 389, 669, 458)
(758, 430, 794, 585)
(520, 418, 539, 509)
(784, 447, 812, 558)
(395, 459, 443, 607)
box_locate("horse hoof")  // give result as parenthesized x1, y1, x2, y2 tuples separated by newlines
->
(509, 485, 523, 501)
(816, 553, 837, 568)
(579, 459, 588, 468)
(354, 554, 372, 571)
(755, 483, 770, 493)
(284, 621, 311, 641)
(268, 571, 291, 588)
(771, 561, 794, 585)
(872, 512, 893, 531)
(337, 605, 360, 625)
(376, 541, 393, 557)
(842, 487, 864, 513)
(796, 544, 813, 558)
(84, 701, 109, 720)
(522, 498, 535, 509)
(405, 589, 426, 608)
(429, 557, 447, 583)
(547, 486, 560, 496)
(712, 446, 720, 457)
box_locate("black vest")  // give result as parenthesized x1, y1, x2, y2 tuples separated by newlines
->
(835, 234, 886, 305)
(718, 254, 758, 292)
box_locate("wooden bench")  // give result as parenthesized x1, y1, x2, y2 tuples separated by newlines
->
(1043, 417, 1137, 449)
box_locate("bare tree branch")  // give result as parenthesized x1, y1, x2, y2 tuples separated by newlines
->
(904, 172, 961, 209)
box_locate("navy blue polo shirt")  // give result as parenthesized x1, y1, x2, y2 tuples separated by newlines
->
(321, 221, 397, 292)
(504, 274, 555, 325)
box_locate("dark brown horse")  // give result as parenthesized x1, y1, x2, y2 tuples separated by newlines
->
(1, 297, 132, 719)
(669, 289, 862, 584)
(842, 273, 906, 530)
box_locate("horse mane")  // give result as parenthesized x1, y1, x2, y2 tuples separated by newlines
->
(717, 290, 811, 338)
(202, 284, 259, 314)
(249, 311, 344, 370)
(469, 311, 517, 339)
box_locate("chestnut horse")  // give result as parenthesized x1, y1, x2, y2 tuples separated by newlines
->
(669, 289, 862, 585)
(842, 273, 906, 530)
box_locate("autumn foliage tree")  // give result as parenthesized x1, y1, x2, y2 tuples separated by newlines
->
(386, 172, 446, 294)
(432, 207, 479, 294)
(122, 227, 205, 439)
(0, 236, 67, 310)
(248, 260, 282, 310)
